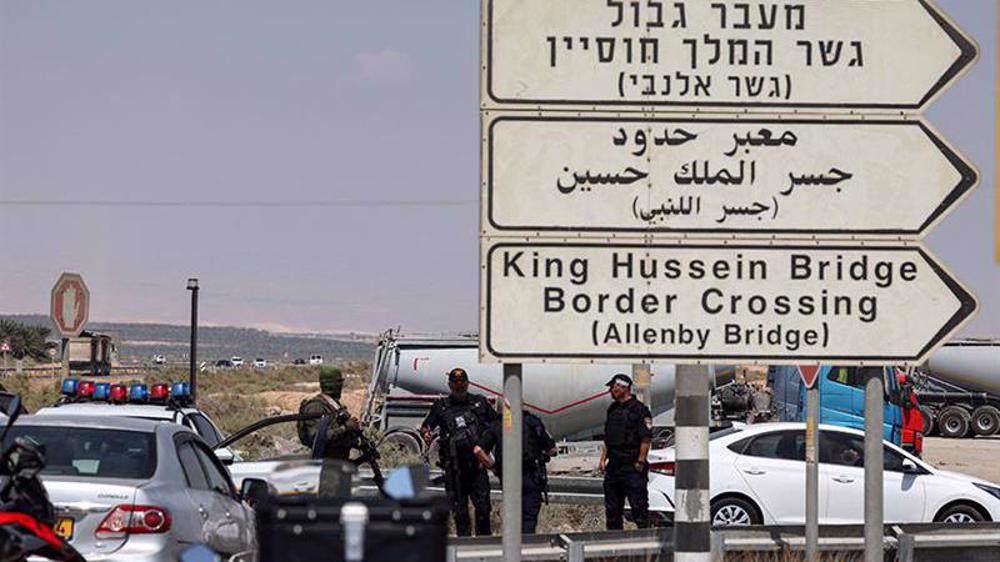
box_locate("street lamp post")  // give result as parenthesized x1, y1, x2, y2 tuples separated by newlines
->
(187, 278, 199, 403)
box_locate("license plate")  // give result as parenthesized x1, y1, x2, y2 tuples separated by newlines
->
(53, 517, 74, 541)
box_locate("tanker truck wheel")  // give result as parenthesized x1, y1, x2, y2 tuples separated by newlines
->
(382, 429, 424, 458)
(971, 406, 1000, 437)
(938, 406, 971, 438)
(920, 407, 936, 436)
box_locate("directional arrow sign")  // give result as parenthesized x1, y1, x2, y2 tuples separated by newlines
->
(483, 115, 978, 238)
(483, 0, 977, 111)
(480, 242, 977, 364)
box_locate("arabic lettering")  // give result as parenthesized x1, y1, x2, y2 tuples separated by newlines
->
(557, 166, 649, 194)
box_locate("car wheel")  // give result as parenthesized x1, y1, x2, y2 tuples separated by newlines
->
(711, 497, 760, 526)
(937, 406, 971, 438)
(935, 504, 986, 524)
(971, 406, 1000, 437)
(919, 406, 936, 436)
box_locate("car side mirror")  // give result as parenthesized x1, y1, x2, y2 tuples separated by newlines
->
(384, 464, 431, 501)
(902, 459, 922, 475)
(240, 478, 271, 506)
(215, 447, 235, 466)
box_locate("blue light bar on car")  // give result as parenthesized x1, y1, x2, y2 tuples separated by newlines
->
(170, 382, 191, 398)
(128, 384, 149, 402)
(93, 382, 112, 401)
(61, 378, 80, 396)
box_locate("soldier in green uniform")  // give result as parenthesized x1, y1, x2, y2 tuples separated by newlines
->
(298, 366, 360, 460)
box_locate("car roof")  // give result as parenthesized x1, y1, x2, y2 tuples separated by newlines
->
(721, 422, 867, 438)
(34, 402, 204, 420)
(14, 413, 188, 433)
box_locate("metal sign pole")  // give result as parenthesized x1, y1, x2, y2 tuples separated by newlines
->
(805, 382, 820, 562)
(864, 368, 885, 562)
(674, 364, 711, 561)
(61, 337, 70, 377)
(632, 363, 651, 411)
(502, 363, 523, 561)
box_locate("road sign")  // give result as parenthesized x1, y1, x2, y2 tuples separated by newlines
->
(480, 242, 976, 364)
(484, 114, 978, 238)
(0, 342, 10, 354)
(799, 365, 820, 389)
(50, 272, 90, 338)
(482, 0, 977, 111)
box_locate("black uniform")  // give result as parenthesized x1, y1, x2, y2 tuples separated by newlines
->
(422, 393, 498, 536)
(478, 411, 557, 534)
(603, 396, 653, 530)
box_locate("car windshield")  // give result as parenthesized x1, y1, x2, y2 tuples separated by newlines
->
(3, 426, 157, 479)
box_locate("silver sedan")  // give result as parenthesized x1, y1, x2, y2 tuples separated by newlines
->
(4, 415, 255, 562)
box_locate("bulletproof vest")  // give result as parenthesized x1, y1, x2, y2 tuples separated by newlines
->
(440, 400, 482, 455)
(297, 394, 343, 448)
(605, 403, 639, 450)
(493, 417, 545, 479)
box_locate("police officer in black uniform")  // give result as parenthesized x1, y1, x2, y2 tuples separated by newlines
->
(420, 368, 498, 536)
(599, 373, 653, 530)
(473, 408, 558, 534)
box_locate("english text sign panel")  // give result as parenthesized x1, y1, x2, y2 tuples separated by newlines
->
(480, 242, 976, 364)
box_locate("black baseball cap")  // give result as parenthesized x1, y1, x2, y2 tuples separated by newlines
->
(448, 368, 469, 382)
(605, 373, 633, 388)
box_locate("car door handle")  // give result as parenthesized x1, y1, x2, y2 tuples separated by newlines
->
(198, 505, 209, 519)
(742, 468, 766, 476)
(832, 476, 856, 484)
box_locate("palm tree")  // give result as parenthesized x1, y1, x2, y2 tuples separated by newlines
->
(0, 320, 52, 361)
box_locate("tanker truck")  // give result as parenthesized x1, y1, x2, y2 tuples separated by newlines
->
(916, 339, 1000, 439)
(361, 331, 695, 454)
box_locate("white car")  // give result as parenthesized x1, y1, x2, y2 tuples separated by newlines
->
(647, 423, 1000, 526)
(308, 354, 323, 366)
(231, 356, 245, 367)
(153, 354, 166, 365)
(253, 358, 267, 369)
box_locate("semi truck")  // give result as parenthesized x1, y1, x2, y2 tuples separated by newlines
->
(915, 340, 1000, 439)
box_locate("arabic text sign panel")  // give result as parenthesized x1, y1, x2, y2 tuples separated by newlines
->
(481, 242, 976, 364)
(485, 115, 977, 237)
(483, 0, 976, 110)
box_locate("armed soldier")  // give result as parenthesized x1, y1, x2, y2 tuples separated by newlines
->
(298, 366, 360, 460)
(420, 368, 497, 536)
(599, 373, 653, 530)
(474, 407, 557, 534)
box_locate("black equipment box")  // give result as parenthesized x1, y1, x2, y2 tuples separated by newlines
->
(255, 495, 449, 562)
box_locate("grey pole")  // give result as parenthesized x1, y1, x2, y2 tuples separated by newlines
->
(502, 363, 523, 561)
(674, 365, 712, 562)
(805, 383, 820, 562)
(864, 367, 884, 562)
(187, 278, 199, 403)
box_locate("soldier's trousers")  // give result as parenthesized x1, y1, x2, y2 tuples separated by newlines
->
(603, 461, 650, 530)
(522, 476, 544, 534)
(445, 467, 492, 536)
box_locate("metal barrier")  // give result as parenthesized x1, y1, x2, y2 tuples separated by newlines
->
(444, 524, 1000, 561)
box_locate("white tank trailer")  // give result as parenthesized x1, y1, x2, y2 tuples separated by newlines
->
(918, 340, 1000, 439)
(362, 332, 731, 453)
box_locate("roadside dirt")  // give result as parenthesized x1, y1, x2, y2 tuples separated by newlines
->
(922, 436, 1000, 483)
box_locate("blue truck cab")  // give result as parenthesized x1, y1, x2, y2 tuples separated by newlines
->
(769, 365, 921, 453)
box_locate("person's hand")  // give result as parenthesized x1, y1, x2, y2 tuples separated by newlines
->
(473, 446, 493, 469)
(634, 460, 647, 473)
(599, 457, 608, 474)
(346, 416, 361, 431)
(421, 428, 433, 446)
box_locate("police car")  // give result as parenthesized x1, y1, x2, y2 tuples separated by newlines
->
(34, 379, 240, 464)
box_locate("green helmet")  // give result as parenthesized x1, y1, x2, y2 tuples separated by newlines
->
(319, 366, 344, 399)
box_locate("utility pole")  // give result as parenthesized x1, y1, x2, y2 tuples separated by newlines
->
(187, 278, 199, 403)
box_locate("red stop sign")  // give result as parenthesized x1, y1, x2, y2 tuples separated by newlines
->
(50, 273, 90, 338)
(799, 366, 820, 389)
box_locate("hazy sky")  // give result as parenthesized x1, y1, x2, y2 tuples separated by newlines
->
(1, 0, 997, 337)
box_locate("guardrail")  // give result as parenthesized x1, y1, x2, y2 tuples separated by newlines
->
(445, 524, 1000, 561)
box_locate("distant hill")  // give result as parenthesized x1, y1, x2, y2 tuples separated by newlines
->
(1, 314, 374, 362)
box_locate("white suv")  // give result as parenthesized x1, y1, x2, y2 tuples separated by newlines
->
(308, 354, 323, 366)
(231, 356, 245, 367)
